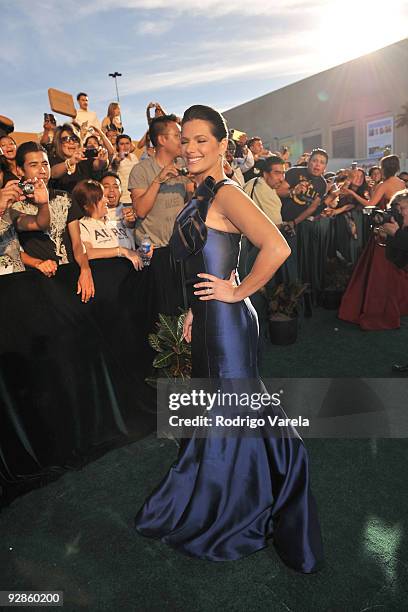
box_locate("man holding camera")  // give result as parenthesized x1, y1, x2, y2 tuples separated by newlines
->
(11, 141, 94, 302)
(128, 114, 192, 315)
(0, 177, 50, 275)
(380, 189, 408, 372)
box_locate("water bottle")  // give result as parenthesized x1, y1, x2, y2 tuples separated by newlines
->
(139, 235, 151, 267)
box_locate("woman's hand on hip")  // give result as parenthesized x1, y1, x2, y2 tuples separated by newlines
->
(194, 271, 239, 303)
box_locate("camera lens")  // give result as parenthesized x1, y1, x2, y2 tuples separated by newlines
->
(18, 180, 35, 196)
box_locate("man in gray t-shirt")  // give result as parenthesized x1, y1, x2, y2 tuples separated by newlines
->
(128, 114, 192, 316)
(129, 155, 188, 248)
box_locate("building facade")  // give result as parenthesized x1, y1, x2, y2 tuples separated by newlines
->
(223, 39, 408, 171)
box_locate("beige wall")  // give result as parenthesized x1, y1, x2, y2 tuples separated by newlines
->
(223, 39, 408, 169)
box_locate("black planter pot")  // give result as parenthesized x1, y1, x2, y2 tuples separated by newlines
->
(269, 316, 298, 345)
(320, 289, 344, 310)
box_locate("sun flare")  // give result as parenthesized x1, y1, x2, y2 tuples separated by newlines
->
(318, 0, 408, 68)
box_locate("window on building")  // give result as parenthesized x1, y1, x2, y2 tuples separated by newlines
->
(332, 126, 355, 158)
(302, 134, 322, 152)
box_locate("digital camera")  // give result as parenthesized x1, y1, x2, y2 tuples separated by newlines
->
(18, 180, 35, 196)
(174, 156, 188, 176)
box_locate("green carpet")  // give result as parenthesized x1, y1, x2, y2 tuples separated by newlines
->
(1, 307, 408, 611)
(260, 309, 408, 378)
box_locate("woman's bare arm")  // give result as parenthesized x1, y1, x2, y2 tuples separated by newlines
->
(223, 187, 289, 296)
(346, 182, 385, 207)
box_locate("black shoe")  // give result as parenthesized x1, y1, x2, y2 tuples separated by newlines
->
(392, 363, 408, 373)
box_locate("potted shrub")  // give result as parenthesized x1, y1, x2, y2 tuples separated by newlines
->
(321, 255, 353, 309)
(266, 282, 308, 345)
(146, 312, 192, 386)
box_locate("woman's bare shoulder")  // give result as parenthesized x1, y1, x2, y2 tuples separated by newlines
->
(384, 176, 405, 194)
(211, 181, 279, 239)
(215, 182, 255, 207)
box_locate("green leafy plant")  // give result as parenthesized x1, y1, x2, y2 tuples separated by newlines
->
(146, 312, 192, 386)
(264, 282, 308, 321)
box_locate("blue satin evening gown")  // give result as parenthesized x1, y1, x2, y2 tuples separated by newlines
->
(135, 227, 323, 572)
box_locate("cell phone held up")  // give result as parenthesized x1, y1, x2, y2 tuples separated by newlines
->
(44, 113, 56, 125)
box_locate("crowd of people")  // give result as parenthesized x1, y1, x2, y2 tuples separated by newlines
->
(2, 96, 408, 572)
(1, 96, 408, 329)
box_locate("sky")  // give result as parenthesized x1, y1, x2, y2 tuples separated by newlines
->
(2, 0, 407, 139)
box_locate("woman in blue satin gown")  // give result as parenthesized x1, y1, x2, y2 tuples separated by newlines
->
(135, 105, 323, 573)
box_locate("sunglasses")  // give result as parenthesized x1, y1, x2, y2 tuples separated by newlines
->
(61, 135, 80, 143)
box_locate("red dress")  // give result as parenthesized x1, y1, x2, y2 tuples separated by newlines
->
(338, 236, 408, 330)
